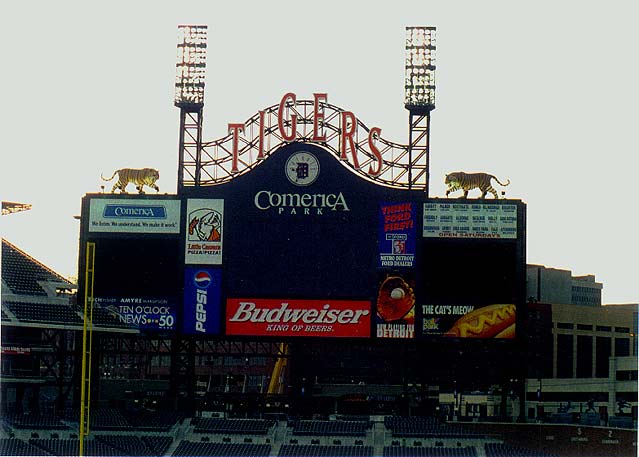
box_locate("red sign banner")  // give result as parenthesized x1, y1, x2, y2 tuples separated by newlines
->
(226, 299, 371, 338)
(0, 346, 31, 355)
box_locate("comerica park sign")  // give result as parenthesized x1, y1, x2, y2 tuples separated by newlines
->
(226, 92, 385, 177)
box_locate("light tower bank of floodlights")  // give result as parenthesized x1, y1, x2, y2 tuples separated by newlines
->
(175, 25, 207, 190)
(405, 26, 436, 195)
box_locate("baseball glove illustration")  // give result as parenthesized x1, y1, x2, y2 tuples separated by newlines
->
(376, 275, 415, 322)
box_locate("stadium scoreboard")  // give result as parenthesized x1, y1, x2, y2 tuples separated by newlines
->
(79, 142, 525, 341)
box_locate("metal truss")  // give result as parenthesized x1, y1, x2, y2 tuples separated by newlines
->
(194, 340, 290, 358)
(178, 108, 204, 189)
(408, 113, 432, 197)
(180, 99, 428, 190)
(97, 334, 173, 354)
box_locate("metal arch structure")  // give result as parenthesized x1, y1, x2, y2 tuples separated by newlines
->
(179, 98, 429, 191)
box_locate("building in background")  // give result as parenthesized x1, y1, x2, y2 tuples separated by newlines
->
(527, 264, 603, 307)
(526, 302, 638, 425)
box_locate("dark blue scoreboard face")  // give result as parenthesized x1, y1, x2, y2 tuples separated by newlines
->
(80, 142, 525, 340)
(189, 142, 418, 299)
(181, 142, 525, 340)
(90, 238, 180, 332)
(80, 197, 182, 332)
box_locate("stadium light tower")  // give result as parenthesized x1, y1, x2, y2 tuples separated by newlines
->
(404, 26, 436, 194)
(175, 25, 208, 190)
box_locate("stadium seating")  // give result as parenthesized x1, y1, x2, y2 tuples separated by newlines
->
(384, 417, 480, 438)
(90, 408, 130, 430)
(484, 442, 558, 457)
(85, 408, 182, 432)
(95, 434, 174, 456)
(193, 418, 275, 434)
(279, 444, 375, 456)
(290, 420, 370, 436)
(608, 416, 634, 428)
(142, 435, 173, 455)
(29, 438, 122, 456)
(1, 240, 73, 296)
(172, 441, 271, 456)
(548, 413, 573, 424)
(123, 409, 183, 431)
(384, 446, 478, 457)
(4, 302, 82, 325)
(0, 438, 51, 456)
(7, 413, 69, 430)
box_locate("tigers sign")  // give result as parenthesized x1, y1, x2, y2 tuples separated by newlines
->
(226, 93, 384, 176)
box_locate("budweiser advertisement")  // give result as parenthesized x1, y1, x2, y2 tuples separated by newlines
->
(226, 299, 371, 338)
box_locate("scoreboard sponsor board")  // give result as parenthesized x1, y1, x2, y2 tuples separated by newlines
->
(423, 201, 517, 239)
(79, 142, 525, 340)
(89, 198, 180, 234)
(226, 299, 371, 338)
(183, 267, 222, 335)
(80, 196, 181, 333)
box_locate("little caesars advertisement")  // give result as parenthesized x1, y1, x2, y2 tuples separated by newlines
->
(185, 199, 224, 264)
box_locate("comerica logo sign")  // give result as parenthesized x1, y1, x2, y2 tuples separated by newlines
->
(103, 205, 167, 219)
(254, 191, 350, 215)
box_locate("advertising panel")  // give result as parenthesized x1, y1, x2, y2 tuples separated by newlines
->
(185, 199, 224, 264)
(378, 202, 416, 268)
(421, 303, 516, 338)
(89, 237, 180, 333)
(376, 273, 416, 338)
(183, 267, 222, 335)
(0, 346, 32, 355)
(93, 297, 177, 331)
(226, 299, 371, 338)
(89, 199, 181, 233)
(423, 202, 517, 239)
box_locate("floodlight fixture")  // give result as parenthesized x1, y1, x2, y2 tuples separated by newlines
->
(175, 25, 208, 108)
(404, 26, 436, 112)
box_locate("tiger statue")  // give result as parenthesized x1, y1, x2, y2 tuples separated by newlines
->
(101, 168, 160, 194)
(445, 172, 510, 199)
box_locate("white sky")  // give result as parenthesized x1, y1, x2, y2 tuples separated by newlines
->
(1, 1, 637, 304)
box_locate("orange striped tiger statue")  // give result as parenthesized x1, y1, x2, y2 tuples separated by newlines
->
(101, 168, 160, 194)
(445, 172, 510, 199)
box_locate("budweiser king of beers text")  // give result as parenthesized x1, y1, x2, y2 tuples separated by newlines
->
(226, 299, 371, 337)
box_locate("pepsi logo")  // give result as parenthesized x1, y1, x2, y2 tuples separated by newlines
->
(194, 271, 213, 289)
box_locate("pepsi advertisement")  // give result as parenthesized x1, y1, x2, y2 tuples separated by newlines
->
(183, 267, 222, 335)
